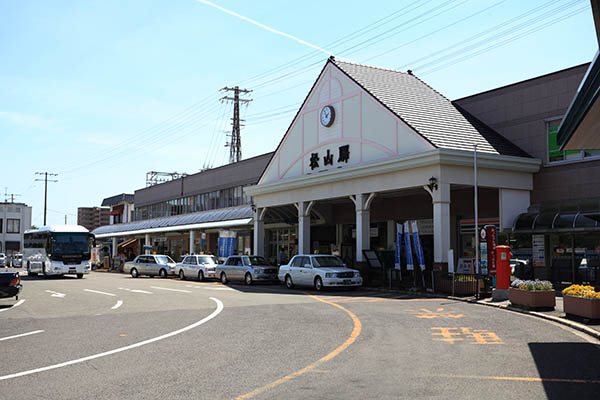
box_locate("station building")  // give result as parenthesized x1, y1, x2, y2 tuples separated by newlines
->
(94, 57, 599, 285)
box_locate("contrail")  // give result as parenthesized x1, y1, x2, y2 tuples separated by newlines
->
(195, 0, 335, 57)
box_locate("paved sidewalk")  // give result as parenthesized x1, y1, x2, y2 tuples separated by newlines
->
(470, 295, 600, 340)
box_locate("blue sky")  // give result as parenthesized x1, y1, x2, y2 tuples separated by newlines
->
(0, 0, 596, 227)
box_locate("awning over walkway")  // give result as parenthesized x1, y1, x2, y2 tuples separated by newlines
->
(513, 211, 600, 233)
(92, 205, 253, 238)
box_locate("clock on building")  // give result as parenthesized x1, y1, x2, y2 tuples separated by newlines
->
(320, 105, 335, 127)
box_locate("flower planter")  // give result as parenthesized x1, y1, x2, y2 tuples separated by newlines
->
(509, 288, 555, 310)
(563, 295, 600, 320)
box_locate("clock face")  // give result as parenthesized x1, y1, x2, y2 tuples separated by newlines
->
(320, 106, 335, 127)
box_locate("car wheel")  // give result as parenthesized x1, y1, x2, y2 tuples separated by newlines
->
(285, 275, 294, 289)
(245, 273, 253, 285)
(159, 269, 167, 278)
(130, 268, 139, 278)
(314, 276, 323, 291)
(220, 272, 228, 284)
(179, 269, 185, 280)
(76, 273, 83, 279)
(198, 270, 204, 282)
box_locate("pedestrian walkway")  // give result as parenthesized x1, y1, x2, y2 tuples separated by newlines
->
(475, 295, 600, 340)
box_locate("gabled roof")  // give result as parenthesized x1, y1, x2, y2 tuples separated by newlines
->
(102, 193, 134, 207)
(331, 58, 529, 157)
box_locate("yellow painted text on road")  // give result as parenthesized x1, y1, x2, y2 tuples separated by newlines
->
(431, 327, 503, 344)
(408, 308, 464, 319)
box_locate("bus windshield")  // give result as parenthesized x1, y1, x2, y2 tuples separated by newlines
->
(52, 233, 91, 256)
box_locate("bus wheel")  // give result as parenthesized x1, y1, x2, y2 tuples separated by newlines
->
(76, 273, 83, 279)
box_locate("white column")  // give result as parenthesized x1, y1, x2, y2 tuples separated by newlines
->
(112, 237, 117, 257)
(145, 234, 151, 254)
(432, 182, 451, 264)
(354, 193, 375, 262)
(297, 201, 313, 254)
(253, 208, 265, 256)
(189, 230, 195, 254)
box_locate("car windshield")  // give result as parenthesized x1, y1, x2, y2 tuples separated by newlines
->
(199, 256, 218, 265)
(312, 256, 345, 267)
(51, 233, 91, 256)
(247, 256, 269, 265)
(156, 255, 175, 265)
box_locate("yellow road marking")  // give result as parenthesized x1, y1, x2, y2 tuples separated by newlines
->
(234, 294, 362, 400)
(445, 374, 600, 384)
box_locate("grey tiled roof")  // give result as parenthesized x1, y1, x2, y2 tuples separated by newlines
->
(102, 193, 135, 207)
(332, 59, 529, 157)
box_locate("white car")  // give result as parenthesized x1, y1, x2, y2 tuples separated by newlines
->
(0, 253, 6, 267)
(176, 254, 219, 281)
(278, 254, 362, 291)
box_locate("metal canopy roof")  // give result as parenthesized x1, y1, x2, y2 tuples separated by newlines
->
(92, 205, 253, 238)
(513, 212, 600, 233)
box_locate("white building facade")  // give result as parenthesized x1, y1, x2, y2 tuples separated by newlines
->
(246, 58, 540, 275)
(0, 202, 32, 255)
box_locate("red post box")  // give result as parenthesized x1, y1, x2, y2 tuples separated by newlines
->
(495, 245, 512, 290)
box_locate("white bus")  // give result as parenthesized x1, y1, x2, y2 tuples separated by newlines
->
(23, 225, 94, 278)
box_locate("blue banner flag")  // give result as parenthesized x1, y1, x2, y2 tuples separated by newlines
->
(394, 223, 402, 270)
(404, 221, 414, 271)
(411, 221, 426, 271)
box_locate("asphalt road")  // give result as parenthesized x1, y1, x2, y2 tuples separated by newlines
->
(0, 269, 599, 399)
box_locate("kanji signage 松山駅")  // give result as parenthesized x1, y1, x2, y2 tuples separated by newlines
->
(309, 145, 350, 170)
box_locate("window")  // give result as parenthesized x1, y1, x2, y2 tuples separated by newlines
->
(548, 119, 600, 163)
(0, 219, 2, 233)
(7, 219, 20, 234)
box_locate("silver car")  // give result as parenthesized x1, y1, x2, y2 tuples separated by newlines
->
(12, 254, 23, 268)
(176, 254, 219, 281)
(123, 254, 176, 278)
(216, 255, 278, 285)
(0, 253, 6, 268)
(278, 254, 362, 291)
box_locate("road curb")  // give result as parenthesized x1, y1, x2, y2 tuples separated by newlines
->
(364, 286, 600, 341)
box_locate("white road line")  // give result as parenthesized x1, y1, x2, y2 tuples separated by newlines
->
(111, 300, 123, 310)
(150, 286, 192, 293)
(83, 289, 116, 297)
(45, 290, 66, 298)
(117, 288, 153, 294)
(0, 297, 224, 381)
(0, 299, 25, 313)
(0, 330, 44, 342)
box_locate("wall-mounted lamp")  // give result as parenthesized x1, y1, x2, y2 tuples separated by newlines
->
(428, 176, 438, 191)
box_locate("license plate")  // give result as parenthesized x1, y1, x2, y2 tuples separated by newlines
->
(343, 280, 351, 284)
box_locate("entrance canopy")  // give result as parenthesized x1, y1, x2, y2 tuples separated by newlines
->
(92, 205, 252, 238)
(514, 211, 600, 233)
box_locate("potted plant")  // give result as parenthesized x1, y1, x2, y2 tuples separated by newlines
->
(562, 284, 600, 320)
(509, 279, 555, 310)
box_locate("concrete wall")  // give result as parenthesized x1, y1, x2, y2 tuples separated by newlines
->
(135, 153, 273, 207)
(455, 63, 600, 204)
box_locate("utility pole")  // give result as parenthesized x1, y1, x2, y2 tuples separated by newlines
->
(220, 86, 252, 164)
(35, 172, 58, 226)
(65, 214, 67, 224)
(473, 145, 480, 300)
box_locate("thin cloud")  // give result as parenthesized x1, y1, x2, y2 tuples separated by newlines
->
(0, 111, 56, 131)
(195, 0, 335, 57)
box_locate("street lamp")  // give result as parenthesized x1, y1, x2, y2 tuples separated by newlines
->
(428, 176, 438, 192)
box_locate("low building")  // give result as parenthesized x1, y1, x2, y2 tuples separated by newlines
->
(77, 207, 110, 232)
(92, 153, 273, 261)
(0, 202, 32, 255)
(102, 193, 135, 225)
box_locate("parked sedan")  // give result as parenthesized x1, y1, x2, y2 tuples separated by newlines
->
(0, 253, 6, 268)
(123, 254, 176, 278)
(12, 254, 23, 268)
(278, 254, 362, 291)
(216, 255, 278, 285)
(0, 271, 22, 300)
(176, 254, 219, 281)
